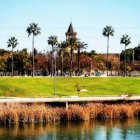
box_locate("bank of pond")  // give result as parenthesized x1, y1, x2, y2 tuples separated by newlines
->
(0, 102, 140, 124)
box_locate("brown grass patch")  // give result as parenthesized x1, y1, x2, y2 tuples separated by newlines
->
(0, 102, 139, 124)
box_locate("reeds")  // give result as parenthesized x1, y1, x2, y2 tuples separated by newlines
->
(0, 102, 140, 124)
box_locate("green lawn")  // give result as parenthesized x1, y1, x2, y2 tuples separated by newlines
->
(0, 77, 140, 97)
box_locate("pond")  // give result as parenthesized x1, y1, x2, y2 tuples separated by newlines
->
(0, 119, 140, 140)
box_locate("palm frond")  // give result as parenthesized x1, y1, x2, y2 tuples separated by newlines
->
(120, 34, 131, 46)
(26, 23, 41, 37)
(7, 37, 18, 49)
(47, 35, 58, 48)
(102, 26, 114, 37)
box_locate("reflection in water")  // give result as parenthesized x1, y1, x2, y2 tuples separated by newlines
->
(0, 119, 140, 140)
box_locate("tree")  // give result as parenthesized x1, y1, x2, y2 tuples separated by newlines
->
(134, 43, 140, 61)
(77, 40, 87, 76)
(67, 37, 77, 76)
(26, 23, 41, 76)
(102, 26, 114, 76)
(14, 49, 29, 75)
(7, 37, 18, 76)
(120, 48, 133, 63)
(0, 49, 9, 71)
(120, 34, 131, 77)
(47, 35, 58, 76)
(58, 41, 68, 76)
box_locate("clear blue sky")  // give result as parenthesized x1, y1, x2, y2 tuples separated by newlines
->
(0, 0, 140, 53)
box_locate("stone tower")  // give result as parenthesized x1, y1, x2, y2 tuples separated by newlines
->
(65, 22, 77, 40)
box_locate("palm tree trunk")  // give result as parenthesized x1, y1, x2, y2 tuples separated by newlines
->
(124, 45, 126, 77)
(51, 45, 54, 77)
(54, 56, 56, 96)
(107, 36, 109, 76)
(77, 48, 80, 76)
(119, 53, 120, 76)
(61, 54, 63, 76)
(12, 47, 14, 77)
(32, 35, 35, 77)
(70, 48, 73, 77)
(47, 53, 50, 75)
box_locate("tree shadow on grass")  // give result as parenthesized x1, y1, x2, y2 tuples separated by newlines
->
(55, 93, 68, 97)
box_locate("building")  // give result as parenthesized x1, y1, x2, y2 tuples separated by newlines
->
(65, 22, 77, 40)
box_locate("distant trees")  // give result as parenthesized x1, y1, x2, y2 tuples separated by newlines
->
(120, 34, 131, 77)
(26, 23, 41, 77)
(120, 43, 140, 72)
(67, 37, 77, 76)
(7, 37, 18, 76)
(58, 41, 68, 75)
(0, 49, 9, 71)
(77, 41, 87, 76)
(102, 26, 114, 76)
(47, 35, 58, 76)
(0, 23, 140, 77)
(134, 44, 140, 61)
(14, 49, 29, 75)
(120, 48, 133, 62)
(0, 46, 140, 76)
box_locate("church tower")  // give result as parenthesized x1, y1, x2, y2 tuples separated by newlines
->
(65, 22, 77, 40)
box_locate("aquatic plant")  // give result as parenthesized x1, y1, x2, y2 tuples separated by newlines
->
(0, 103, 140, 124)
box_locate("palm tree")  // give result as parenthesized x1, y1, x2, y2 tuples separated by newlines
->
(47, 35, 58, 76)
(26, 23, 41, 77)
(7, 37, 18, 76)
(77, 40, 87, 76)
(102, 26, 114, 76)
(58, 41, 68, 76)
(67, 37, 77, 76)
(120, 34, 131, 77)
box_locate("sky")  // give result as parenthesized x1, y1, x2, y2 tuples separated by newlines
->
(0, 0, 140, 53)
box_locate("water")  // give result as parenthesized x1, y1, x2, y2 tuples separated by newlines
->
(0, 119, 140, 140)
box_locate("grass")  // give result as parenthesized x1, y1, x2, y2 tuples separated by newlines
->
(0, 103, 140, 124)
(0, 76, 140, 97)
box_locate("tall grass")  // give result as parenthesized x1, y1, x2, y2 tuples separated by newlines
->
(0, 103, 140, 124)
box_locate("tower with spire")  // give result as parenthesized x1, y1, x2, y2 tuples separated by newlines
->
(65, 22, 77, 40)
